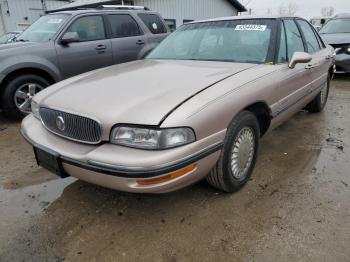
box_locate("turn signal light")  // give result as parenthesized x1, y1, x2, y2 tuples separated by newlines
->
(136, 164, 197, 186)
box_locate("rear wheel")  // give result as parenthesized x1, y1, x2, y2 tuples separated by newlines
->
(206, 111, 260, 192)
(306, 74, 330, 113)
(1, 74, 49, 119)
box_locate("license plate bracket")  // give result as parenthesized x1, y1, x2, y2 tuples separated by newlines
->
(33, 147, 68, 178)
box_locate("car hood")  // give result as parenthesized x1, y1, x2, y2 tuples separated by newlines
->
(0, 41, 40, 51)
(38, 59, 257, 127)
(320, 33, 350, 45)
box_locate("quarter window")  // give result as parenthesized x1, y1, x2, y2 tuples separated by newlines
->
(138, 13, 167, 34)
(284, 20, 305, 60)
(164, 19, 176, 32)
(297, 20, 320, 53)
(108, 14, 141, 38)
(66, 16, 106, 42)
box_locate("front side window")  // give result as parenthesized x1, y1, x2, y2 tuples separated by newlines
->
(138, 13, 167, 34)
(108, 14, 141, 38)
(284, 20, 305, 60)
(66, 15, 106, 42)
(297, 20, 320, 54)
(320, 19, 350, 34)
(164, 19, 176, 32)
(17, 14, 70, 43)
(147, 19, 277, 64)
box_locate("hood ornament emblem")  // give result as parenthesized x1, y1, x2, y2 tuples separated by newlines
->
(56, 116, 66, 131)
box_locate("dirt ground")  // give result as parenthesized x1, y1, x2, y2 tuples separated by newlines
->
(0, 76, 350, 262)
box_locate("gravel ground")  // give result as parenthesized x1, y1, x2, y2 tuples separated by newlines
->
(0, 76, 349, 262)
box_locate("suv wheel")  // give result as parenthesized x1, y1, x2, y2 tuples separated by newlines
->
(1, 74, 50, 119)
(206, 111, 260, 192)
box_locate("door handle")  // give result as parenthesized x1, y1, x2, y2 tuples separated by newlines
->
(136, 40, 145, 45)
(305, 64, 314, 70)
(95, 44, 107, 51)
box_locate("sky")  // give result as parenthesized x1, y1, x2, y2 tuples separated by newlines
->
(240, 0, 350, 19)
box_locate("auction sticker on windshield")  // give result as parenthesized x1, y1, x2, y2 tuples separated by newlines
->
(235, 25, 267, 31)
(48, 19, 63, 24)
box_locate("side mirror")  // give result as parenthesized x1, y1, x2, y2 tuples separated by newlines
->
(289, 52, 312, 69)
(60, 32, 79, 45)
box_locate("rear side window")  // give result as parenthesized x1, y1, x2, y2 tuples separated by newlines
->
(138, 13, 167, 34)
(284, 20, 305, 60)
(108, 14, 141, 38)
(297, 20, 320, 54)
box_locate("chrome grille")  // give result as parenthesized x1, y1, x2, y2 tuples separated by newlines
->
(40, 107, 102, 144)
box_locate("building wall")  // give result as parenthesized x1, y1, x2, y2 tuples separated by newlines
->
(133, 0, 238, 28)
(0, 0, 69, 33)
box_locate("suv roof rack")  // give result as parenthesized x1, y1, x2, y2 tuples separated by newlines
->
(96, 5, 150, 11)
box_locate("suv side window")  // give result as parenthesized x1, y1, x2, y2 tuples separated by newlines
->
(297, 20, 321, 54)
(284, 20, 305, 60)
(108, 14, 141, 38)
(138, 13, 167, 34)
(278, 21, 287, 63)
(66, 15, 106, 42)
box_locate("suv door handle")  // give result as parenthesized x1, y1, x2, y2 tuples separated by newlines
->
(136, 40, 145, 45)
(95, 44, 107, 51)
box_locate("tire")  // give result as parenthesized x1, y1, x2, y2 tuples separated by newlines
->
(206, 111, 260, 193)
(305, 74, 330, 113)
(1, 74, 50, 119)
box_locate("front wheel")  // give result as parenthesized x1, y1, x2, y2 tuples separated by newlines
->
(305, 74, 330, 113)
(206, 111, 260, 193)
(1, 74, 50, 119)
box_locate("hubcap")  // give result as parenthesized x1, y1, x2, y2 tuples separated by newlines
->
(230, 127, 255, 179)
(14, 83, 44, 114)
(320, 82, 328, 106)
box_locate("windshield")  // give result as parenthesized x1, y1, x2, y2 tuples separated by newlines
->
(147, 19, 277, 64)
(17, 14, 70, 43)
(320, 19, 350, 34)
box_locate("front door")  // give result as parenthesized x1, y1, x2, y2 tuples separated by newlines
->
(276, 19, 313, 116)
(55, 15, 113, 79)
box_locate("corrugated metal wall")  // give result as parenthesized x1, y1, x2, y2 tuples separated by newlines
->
(0, 0, 69, 33)
(133, 0, 238, 28)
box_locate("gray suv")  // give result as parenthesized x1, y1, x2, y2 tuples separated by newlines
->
(0, 6, 169, 118)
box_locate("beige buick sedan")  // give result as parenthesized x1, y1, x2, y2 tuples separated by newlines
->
(21, 16, 335, 193)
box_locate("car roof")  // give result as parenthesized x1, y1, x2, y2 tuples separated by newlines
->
(187, 15, 305, 24)
(332, 13, 350, 19)
(48, 8, 156, 16)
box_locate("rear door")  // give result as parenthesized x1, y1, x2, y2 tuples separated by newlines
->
(55, 15, 113, 79)
(296, 19, 329, 94)
(107, 14, 146, 64)
(275, 19, 313, 116)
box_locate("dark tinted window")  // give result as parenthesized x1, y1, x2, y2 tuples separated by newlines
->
(284, 20, 305, 60)
(278, 22, 287, 63)
(67, 16, 105, 42)
(297, 20, 320, 53)
(138, 13, 167, 34)
(108, 14, 141, 38)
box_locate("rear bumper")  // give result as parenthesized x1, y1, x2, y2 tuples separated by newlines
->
(335, 54, 350, 73)
(21, 114, 224, 193)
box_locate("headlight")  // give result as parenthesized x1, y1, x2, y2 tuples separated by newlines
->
(110, 126, 196, 150)
(31, 100, 40, 119)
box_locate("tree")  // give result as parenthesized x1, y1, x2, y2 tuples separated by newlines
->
(321, 7, 335, 17)
(287, 2, 298, 16)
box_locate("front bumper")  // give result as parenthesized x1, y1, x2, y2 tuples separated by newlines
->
(21, 115, 225, 193)
(335, 53, 350, 73)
